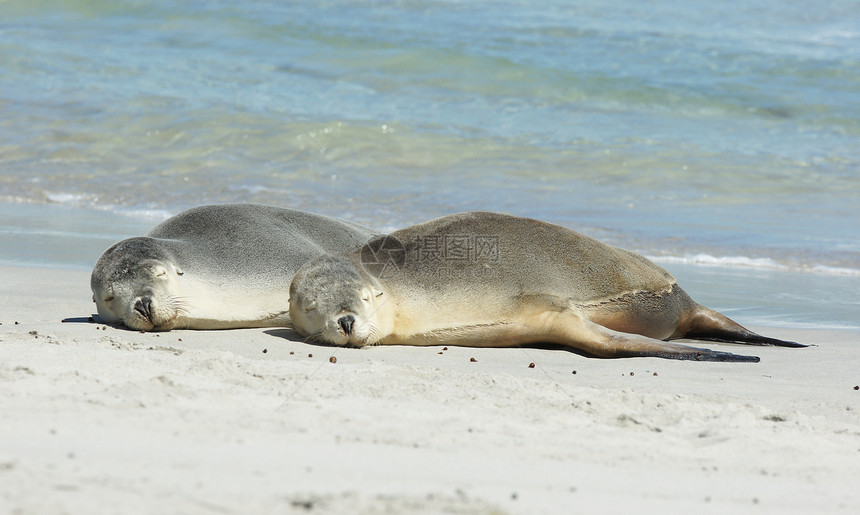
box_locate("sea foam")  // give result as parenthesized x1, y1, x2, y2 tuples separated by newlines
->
(648, 254, 860, 277)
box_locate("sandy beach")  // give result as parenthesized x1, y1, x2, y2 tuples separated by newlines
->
(1, 264, 857, 514)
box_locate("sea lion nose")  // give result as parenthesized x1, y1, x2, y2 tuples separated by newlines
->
(338, 314, 355, 335)
(134, 297, 153, 321)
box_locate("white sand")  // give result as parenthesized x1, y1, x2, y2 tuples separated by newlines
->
(1, 265, 858, 514)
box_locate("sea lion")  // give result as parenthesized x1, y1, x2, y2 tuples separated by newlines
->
(288, 212, 805, 362)
(91, 203, 378, 331)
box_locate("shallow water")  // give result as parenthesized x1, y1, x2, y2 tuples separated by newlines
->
(1, 0, 859, 327)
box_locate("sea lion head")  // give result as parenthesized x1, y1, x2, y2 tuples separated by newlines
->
(90, 237, 187, 331)
(289, 255, 384, 347)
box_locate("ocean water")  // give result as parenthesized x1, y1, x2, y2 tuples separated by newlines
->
(1, 0, 859, 328)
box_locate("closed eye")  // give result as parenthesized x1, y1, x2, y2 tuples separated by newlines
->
(305, 300, 317, 312)
(103, 296, 114, 302)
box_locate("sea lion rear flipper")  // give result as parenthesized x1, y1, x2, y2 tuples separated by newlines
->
(676, 306, 808, 348)
(543, 311, 761, 362)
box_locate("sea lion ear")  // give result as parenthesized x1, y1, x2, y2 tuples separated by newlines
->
(372, 287, 384, 297)
(174, 265, 184, 276)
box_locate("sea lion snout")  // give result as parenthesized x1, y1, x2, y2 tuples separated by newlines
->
(134, 296, 154, 322)
(338, 314, 355, 335)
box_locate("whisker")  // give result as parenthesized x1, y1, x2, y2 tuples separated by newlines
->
(169, 296, 192, 315)
(366, 324, 382, 347)
(166, 295, 193, 329)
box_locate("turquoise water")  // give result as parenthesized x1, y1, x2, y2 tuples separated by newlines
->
(1, 0, 859, 327)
